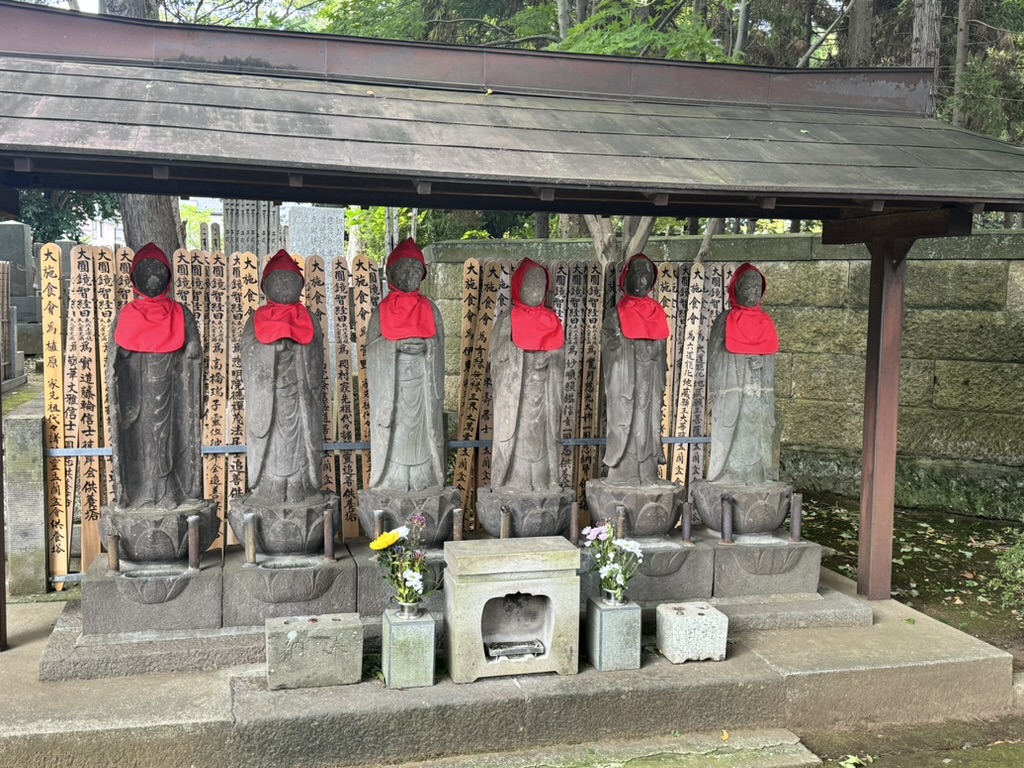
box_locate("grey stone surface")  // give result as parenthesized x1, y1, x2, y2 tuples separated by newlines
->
(476, 487, 573, 538)
(697, 530, 822, 597)
(100, 500, 220, 564)
(4, 406, 46, 595)
(933, 360, 1024, 413)
(16, 321, 41, 356)
(585, 596, 641, 671)
(1008, 260, 1024, 311)
(12, 295, 40, 323)
(656, 601, 728, 663)
(81, 551, 224, 634)
(8, 569, 1019, 766)
(357, 486, 458, 547)
(691, 480, 792, 535)
(265, 613, 362, 690)
(905, 259, 1008, 310)
(228, 494, 339, 556)
(0, 220, 33, 294)
(381, 606, 436, 689)
(584, 479, 682, 537)
(712, 586, 874, 632)
(221, 549, 357, 627)
(904, 309, 1024, 364)
(580, 534, 714, 605)
(759, 260, 848, 308)
(38, 599, 265, 681)
(285, 207, 345, 259)
(444, 537, 580, 683)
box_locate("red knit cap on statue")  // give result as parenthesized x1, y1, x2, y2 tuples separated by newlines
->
(253, 250, 315, 345)
(616, 253, 669, 341)
(113, 242, 186, 354)
(379, 238, 436, 341)
(510, 258, 564, 352)
(724, 263, 779, 355)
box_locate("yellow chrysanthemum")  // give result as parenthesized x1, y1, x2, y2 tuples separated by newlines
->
(369, 530, 400, 551)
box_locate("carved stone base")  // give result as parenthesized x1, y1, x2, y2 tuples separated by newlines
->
(227, 493, 339, 556)
(690, 479, 793, 535)
(221, 548, 357, 627)
(81, 550, 223, 634)
(100, 500, 220, 564)
(694, 529, 822, 597)
(476, 487, 573, 538)
(584, 479, 684, 537)
(357, 487, 459, 547)
(580, 532, 714, 605)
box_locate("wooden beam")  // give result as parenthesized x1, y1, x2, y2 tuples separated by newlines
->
(858, 237, 912, 600)
(289, 173, 303, 188)
(0, 387, 6, 651)
(822, 208, 972, 245)
(0, 182, 19, 219)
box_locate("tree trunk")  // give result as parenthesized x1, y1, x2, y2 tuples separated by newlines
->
(558, 213, 587, 239)
(733, 0, 750, 58)
(555, 0, 573, 39)
(582, 215, 655, 265)
(119, 194, 184, 257)
(952, 0, 972, 127)
(106, 0, 183, 253)
(911, 0, 940, 69)
(847, 0, 874, 67)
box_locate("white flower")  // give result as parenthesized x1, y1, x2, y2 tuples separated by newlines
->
(599, 563, 622, 580)
(402, 569, 424, 594)
(394, 525, 410, 539)
(614, 538, 644, 561)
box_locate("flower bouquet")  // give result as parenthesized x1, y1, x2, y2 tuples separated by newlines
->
(580, 522, 644, 604)
(370, 514, 430, 615)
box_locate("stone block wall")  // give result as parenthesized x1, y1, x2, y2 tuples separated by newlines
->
(424, 232, 1024, 521)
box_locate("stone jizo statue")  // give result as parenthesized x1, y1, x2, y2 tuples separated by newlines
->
(707, 262, 780, 485)
(490, 258, 565, 492)
(366, 238, 445, 493)
(242, 250, 324, 503)
(602, 253, 670, 486)
(109, 242, 203, 510)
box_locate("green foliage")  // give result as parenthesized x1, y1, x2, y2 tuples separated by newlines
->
(459, 229, 492, 240)
(17, 189, 119, 243)
(552, 1, 728, 62)
(316, 0, 426, 39)
(989, 535, 1024, 609)
(179, 202, 213, 250)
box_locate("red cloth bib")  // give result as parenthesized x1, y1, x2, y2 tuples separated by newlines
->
(378, 287, 437, 340)
(113, 242, 186, 354)
(725, 263, 779, 355)
(510, 258, 564, 351)
(254, 301, 315, 344)
(254, 250, 314, 344)
(617, 253, 669, 341)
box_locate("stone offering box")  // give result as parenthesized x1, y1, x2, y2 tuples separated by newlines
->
(444, 537, 580, 684)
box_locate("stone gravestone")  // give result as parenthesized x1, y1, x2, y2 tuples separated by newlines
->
(476, 258, 573, 538)
(285, 207, 345, 260)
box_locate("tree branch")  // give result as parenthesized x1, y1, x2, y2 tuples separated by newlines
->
(797, 0, 859, 68)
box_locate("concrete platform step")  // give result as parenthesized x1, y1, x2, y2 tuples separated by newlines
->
(389, 730, 821, 767)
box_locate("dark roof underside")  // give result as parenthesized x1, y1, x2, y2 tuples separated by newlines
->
(2, 2, 1024, 220)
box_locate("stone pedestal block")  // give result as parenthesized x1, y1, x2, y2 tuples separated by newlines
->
(586, 596, 641, 672)
(222, 548, 357, 627)
(349, 539, 445, 619)
(357, 486, 459, 547)
(580, 533, 714, 605)
(4, 409, 47, 595)
(584, 479, 683, 537)
(265, 613, 363, 690)
(476, 487, 573, 538)
(656, 601, 728, 664)
(697, 530, 822, 597)
(444, 537, 580, 684)
(381, 607, 436, 689)
(690, 479, 792, 535)
(228, 493, 339, 556)
(100, 500, 220, 564)
(81, 551, 223, 634)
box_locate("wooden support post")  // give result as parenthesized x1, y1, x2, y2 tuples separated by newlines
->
(858, 238, 912, 600)
(0, 394, 6, 651)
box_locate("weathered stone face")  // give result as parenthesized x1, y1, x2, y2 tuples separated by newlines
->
(262, 270, 302, 304)
(132, 259, 170, 297)
(387, 257, 424, 292)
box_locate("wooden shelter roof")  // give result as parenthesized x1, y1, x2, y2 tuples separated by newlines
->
(2, 1, 1024, 222)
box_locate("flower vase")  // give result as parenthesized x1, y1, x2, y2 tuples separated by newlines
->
(395, 600, 423, 619)
(601, 587, 626, 606)
(382, 605, 435, 689)
(586, 593, 641, 672)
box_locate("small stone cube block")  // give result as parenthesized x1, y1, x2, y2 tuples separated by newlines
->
(266, 613, 363, 690)
(382, 608, 436, 689)
(586, 597, 641, 672)
(656, 601, 728, 664)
